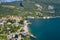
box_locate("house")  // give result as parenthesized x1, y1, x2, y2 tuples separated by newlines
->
(13, 22, 19, 27)
(7, 27, 11, 31)
(15, 17, 20, 22)
(7, 22, 12, 25)
(0, 19, 4, 25)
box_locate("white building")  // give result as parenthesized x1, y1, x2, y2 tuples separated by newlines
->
(48, 5, 54, 10)
(13, 22, 19, 27)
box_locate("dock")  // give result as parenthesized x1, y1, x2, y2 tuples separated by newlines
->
(29, 33, 36, 38)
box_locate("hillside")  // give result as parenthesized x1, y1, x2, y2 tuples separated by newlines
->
(0, 0, 60, 17)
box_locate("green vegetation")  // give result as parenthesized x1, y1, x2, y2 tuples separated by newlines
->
(24, 37, 30, 40)
(0, 18, 24, 34)
(0, 36, 7, 40)
(0, 0, 59, 17)
(0, 23, 21, 34)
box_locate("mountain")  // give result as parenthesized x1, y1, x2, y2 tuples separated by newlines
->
(0, 0, 60, 17)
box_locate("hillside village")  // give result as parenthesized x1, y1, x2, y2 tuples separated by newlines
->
(0, 16, 35, 40)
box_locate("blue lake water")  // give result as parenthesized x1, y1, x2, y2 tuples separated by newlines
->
(28, 18, 60, 40)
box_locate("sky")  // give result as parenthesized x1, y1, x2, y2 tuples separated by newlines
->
(0, 0, 20, 2)
(0, 0, 23, 3)
(4, 0, 16, 2)
(1, 0, 23, 2)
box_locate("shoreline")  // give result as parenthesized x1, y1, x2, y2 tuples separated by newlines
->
(23, 20, 36, 38)
(25, 16, 60, 19)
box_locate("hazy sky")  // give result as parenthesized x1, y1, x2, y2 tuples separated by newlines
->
(5, 0, 16, 2)
(0, 0, 17, 2)
(1, 0, 22, 2)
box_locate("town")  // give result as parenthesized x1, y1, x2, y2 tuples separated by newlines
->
(0, 15, 36, 40)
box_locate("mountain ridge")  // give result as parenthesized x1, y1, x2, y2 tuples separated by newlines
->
(0, 0, 60, 17)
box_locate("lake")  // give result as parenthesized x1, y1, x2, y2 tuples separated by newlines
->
(28, 18, 60, 40)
